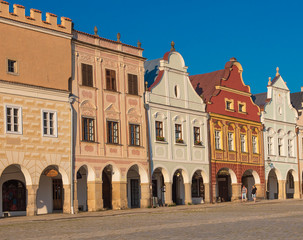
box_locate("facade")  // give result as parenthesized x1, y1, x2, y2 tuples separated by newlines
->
(253, 69, 299, 200)
(0, 2, 73, 216)
(72, 29, 149, 211)
(190, 58, 265, 202)
(145, 43, 209, 206)
(290, 88, 303, 198)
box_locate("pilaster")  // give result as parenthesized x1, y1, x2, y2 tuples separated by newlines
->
(27, 184, 38, 216)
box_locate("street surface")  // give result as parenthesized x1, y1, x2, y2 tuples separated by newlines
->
(1, 200, 303, 240)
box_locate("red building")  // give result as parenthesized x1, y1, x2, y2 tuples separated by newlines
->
(190, 58, 265, 202)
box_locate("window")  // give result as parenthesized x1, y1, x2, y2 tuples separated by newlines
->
(288, 139, 294, 157)
(6, 106, 22, 134)
(106, 69, 116, 91)
(268, 136, 273, 155)
(7, 59, 17, 74)
(240, 134, 246, 152)
(42, 111, 57, 137)
(128, 74, 138, 95)
(2, 180, 26, 211)
(82, 117, 95, 142)
(226, 101, 232, 110)
(130, 124, 140, 146)
(107, 121, 119, 144)
(194, 127, 201, 145)
(215, 130, 221, 150)
(225, 98, 234, 111)
(155, 121, 164, 141)
(278, 138, 283, 156)
(287, 172, 294, 189)
(238, 102, 246, 113)
(191, 173, 204, 198)
(81, 63, 93, 87)
(175, 124, 183, 143)
(252, 136, 258, 154)
(228, 132, 234, 151)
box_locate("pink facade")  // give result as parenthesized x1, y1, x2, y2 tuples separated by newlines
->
(72, 31, 150, 210)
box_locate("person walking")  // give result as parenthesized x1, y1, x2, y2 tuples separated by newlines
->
(241, 185, 247, 202)
(252, 185, 257, 203)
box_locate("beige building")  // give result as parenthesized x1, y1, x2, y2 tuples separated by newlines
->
(72, 29, 150, 211)
(0, 2, 73, 216)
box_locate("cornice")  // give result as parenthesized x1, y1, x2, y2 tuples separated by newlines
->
(215, 85, 251, 97)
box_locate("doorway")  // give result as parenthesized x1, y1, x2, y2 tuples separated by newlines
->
(52, 179, 63, 211)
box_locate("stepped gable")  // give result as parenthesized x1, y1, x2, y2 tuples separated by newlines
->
(0, 1, 72, 34)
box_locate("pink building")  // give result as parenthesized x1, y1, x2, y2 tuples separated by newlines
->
(71, 29, 150, 210)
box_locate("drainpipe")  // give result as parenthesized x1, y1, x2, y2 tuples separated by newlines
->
(144, 82, 153, 208)
(69, 95, 75, 214)
(262, 124, 267, 200)
(207, 114, 213, 203)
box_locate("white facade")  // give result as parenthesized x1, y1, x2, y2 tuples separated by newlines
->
(145, 48, 209, 205)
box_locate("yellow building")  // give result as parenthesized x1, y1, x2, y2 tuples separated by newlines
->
(0, 2, 72, 216)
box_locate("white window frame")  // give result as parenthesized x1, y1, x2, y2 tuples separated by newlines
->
(252, 136, 258, 154)
(7, 58, 18, 75)
(240, 134, 246, 153)
(278, 138, 283, 156)
(215, 130, 221, 150)
(228, 132, 234, 151)
(42, 110, 58, 137)
(288, 139, 294, 157)
(268, 136, 273, 155)
(5, 105, 22, 135)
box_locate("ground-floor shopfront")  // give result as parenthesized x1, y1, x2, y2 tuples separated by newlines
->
(211, 162, 265, 202)
(151, 161, 210, 206)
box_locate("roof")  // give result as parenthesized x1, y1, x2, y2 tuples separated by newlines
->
(252, 92, 267, 107)
(189, 69, 225, 103)
(290, 91, 303, 111)
(144, 58, 161, 88)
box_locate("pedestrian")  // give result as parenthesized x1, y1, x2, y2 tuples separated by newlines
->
(252, 185, 257, 203)
(241, 185, 247, 202)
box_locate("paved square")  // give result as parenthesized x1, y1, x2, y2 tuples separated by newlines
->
(1, 200, 303, 240)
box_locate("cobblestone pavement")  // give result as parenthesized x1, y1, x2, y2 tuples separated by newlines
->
(1, 200, 303, 240)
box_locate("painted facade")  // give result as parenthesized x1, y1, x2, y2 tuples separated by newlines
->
(190, 58, 265, 202)
(254, 70, 299, 200)
(290, 89, 303, 198)
(72, 30, 150, 211)
(145, 44, 209, 205)
(0, 2, 72, 216)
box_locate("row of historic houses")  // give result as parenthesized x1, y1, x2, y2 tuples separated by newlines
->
(0, 2, 303, 217)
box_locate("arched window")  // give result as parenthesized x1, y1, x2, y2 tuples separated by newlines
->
(2, 180, 26, 211)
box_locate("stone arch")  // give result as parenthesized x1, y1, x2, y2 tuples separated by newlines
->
(102, 163, 121, 182)
(285, 169, 298, 182)
(153, 165, 170, 183)
(269, 168, 282, 181)
(126, 163, 148, 184)
(0, 164, 32, 186)
(217, 168, 237, 184)
(76, 164, 96, 182)
(171, 167, 189, 184)
(190, 168, 209, 184)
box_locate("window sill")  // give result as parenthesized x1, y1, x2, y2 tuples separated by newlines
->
(7, 71, 19, 76)
(128, 145, 143, 148)
(81, 140, 99, 144)
(228, 150, 236, 153)
(215, 149, 224, 151)
(79, 84, 98, 90)
(155, 140, 168, 144)
(126, 93, 142, 97)
(43, 134, 58, 138)
(175, 142, 187, 146)
(104, 89, 121, 94)
(106, 143, 122, 146)
(6, 131, 22, 135)
(193, 144, 204, 148)
(225, 109, 235, 112)
(238, 111, 247, 115)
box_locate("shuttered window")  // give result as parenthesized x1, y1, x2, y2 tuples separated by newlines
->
(106, 69, 116, 91)
(128, 74, 138, 95)
(82, 63, 93, 87)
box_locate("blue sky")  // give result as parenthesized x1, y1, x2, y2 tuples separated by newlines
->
(10, 0, 303, 94)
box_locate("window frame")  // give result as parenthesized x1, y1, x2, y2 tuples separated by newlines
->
(5, 105, 22, 135)
(82, 117, 95, 142)
(194, 127, 201, 145)
(278, 137, 283, 156)
(240, 134, 246, 153)
(107, 121, 119, 144)
(106, 69, 117, 91)
(7, 59, 18, 75)
(129, 124, 140, 146)
(252, 135, 258, 154)
(128, 74, 138, 95)
(81, 63, 93, 87)
(228, 132, 234, 151)
(215, 130, 221, 150)
(155, 121, 164, 141)
(288, 139, 294, 157)
(238, 101, 247, 113)
(42, 110, 58, 137)
(175, 124, 183, 143)
(268, 136, 273, 155)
